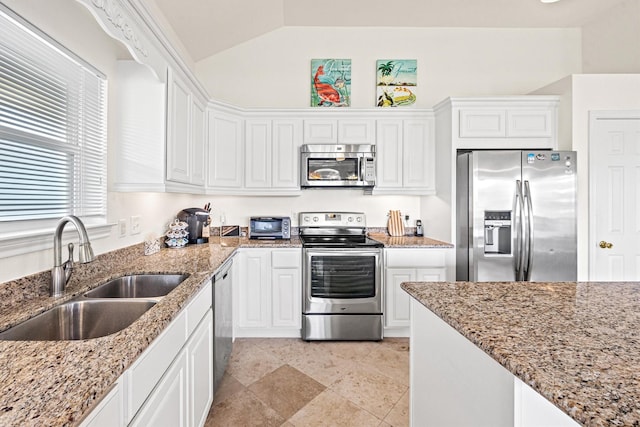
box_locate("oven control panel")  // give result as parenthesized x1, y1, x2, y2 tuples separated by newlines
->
(299, 212, 365, 227)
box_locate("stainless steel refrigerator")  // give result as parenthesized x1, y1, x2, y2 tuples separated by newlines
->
(456, 150, 577, 282)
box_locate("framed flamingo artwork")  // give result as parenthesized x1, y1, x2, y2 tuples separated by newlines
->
(376, 59, 417, 107)
(311, 59, 351, 107)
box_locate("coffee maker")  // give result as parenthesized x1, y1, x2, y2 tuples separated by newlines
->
(177, 208, 210, 244)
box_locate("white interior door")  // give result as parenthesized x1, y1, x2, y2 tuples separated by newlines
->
(590, 112, 640, 281)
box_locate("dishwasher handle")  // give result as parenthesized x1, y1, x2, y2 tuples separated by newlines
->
(214, 258, 233, 282)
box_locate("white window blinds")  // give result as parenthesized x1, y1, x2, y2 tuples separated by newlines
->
(0, 7, 106, 223)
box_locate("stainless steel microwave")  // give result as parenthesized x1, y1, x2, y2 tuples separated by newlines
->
(300, 144, 376, 188)
(249, 217, 291, 239)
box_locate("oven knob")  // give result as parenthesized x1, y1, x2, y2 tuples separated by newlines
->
(356, 217, 362, 222)
(347, 216, 353, 222)
(313, 216, 319, 222)
(303, 216, 310, 223)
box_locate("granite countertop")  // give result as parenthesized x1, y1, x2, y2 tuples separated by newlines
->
(367, 232, 453, 248)
(0, 241, 238, 427)
(402, 281, 640, 427)
(0, 233, 444, 426)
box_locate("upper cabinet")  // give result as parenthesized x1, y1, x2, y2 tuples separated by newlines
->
(207, 108, 243, 191)
(437, 97, 559, 150)
(166, 68, 206, 190)
(375, 114, 436, 195)
(303, 119, 374, 144)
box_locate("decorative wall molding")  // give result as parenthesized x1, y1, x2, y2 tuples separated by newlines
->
(90, 0, 149, 58)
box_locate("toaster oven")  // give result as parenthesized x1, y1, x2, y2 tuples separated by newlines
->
(249, 217, 291, 239)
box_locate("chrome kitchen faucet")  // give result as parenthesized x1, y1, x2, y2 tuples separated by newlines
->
(51, 215, 95, 297)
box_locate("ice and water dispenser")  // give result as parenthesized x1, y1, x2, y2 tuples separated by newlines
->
(484, 211, 511, 254)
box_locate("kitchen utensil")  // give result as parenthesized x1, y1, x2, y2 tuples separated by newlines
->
(387, 210, 405, 236)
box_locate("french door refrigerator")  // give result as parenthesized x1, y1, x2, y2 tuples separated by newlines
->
(456, 150, 577, 282)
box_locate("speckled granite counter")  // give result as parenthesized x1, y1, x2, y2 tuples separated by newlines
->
(0, 236, 303, 427)
(368, 232, 453, 248)
(402, 281, 640, 426)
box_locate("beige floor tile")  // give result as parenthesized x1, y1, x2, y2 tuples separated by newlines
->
(205, 389, 285, 427)
(212, 373, 245, 406)
(383, 389, 409, 427)
(226, 343, 286, 386)
(288, 389, 381, 427)
(362, 346, 410, 387)
(379, 338, 410, 353)
(329, 363, 407, 420)
(285, 344, 362, 387)
(249, 364, 326, 419)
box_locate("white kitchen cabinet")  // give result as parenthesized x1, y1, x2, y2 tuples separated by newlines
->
(124, 281, 212, 425)
(188, 310, 213, 427)
(244, 119, 301, 192)
(271, 249, 302, 329)
(384, 248, 451, 336)
(130, 349, 189, 427)
(80, 380, 124, 427)
(207, 109, 244, 190)
(375, 117, 436, 195)
(235, 248, 302, 337)
(166, 67, 206, 190)
(272, 119, 301, 189)
(436, 97, 559, 150)
(303, 119, 374, 144)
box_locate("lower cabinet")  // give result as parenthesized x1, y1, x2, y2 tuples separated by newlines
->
(384, 248, 453, 336)
(235, 248, 301, 337)
(81, 281, 213, 427)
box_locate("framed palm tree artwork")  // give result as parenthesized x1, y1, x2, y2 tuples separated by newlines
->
(311, 59, 351, 107)
(376, 59, 417, 107)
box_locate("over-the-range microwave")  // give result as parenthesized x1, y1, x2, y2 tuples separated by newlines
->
(300, 144, 376, 189)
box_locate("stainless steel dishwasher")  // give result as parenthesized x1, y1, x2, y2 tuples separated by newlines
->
(213, 257, 233, 393)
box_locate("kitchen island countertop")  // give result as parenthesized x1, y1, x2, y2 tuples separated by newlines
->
(402, 280, 640, 426)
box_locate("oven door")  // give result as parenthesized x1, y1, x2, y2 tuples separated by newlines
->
(303, 247, 382, 314)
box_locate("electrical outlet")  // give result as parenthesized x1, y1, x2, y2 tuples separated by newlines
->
(130, 215, 141, 235)
(118, 219, 127, 237)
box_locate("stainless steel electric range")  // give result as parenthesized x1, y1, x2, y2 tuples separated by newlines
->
(298, 212, 383, 341)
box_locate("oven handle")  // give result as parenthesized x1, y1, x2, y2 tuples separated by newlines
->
(303, 248, 383, 257)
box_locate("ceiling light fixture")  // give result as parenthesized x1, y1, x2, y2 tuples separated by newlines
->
(540, 0, 561, 3)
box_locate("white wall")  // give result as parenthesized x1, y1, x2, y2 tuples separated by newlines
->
(581, 0, 640, 73)
(534, 74, 640, 280)
(195, 26, 582, 109)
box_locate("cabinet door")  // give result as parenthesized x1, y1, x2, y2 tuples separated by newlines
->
(271, 267, 301, 328)
(338, 119, 375, 144)
(245, 120, 272, 188)
(416, 268, 447, 282)
(375, 120, 403, 189)
(403, 119, 435, 191)
(166, 70, 192, 184)
(188, 310, 213, 427)
(237, 250, 270, 328)
(272, 120, 301, 189)
(190, 97, 206, 186)
(459, 109, 507, 138)
(507, 109, 553, 138)
(207, 110, 243, 188)
(304, 119, 337, 143)
(80, 380, 124, 427)
(130, 350, 188, 427)
(385, 268, 415, 328)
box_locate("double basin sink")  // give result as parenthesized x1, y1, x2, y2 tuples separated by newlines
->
(0, 274, 188, 341)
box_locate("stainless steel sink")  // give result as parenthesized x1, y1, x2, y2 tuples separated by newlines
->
(0, 300, 156, 341)
(84, 274, 189, 298)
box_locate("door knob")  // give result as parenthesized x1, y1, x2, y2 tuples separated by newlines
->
(599, 241, 613, 249)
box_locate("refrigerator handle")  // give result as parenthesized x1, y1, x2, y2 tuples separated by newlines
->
(514, 180, 526, 280)
(523, 180, 534, 281)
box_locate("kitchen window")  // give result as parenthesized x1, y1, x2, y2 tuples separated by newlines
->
(0, 6, 108, 256)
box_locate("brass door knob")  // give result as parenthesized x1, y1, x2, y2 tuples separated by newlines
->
(599, 241, 613, 249)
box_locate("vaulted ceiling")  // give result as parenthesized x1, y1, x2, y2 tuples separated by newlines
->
(147, 0, 629, 62)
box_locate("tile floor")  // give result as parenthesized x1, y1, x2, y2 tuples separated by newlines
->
(205, 338, 410, 426)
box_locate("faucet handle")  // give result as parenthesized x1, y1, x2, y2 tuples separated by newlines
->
(66, 242, 75, 268)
